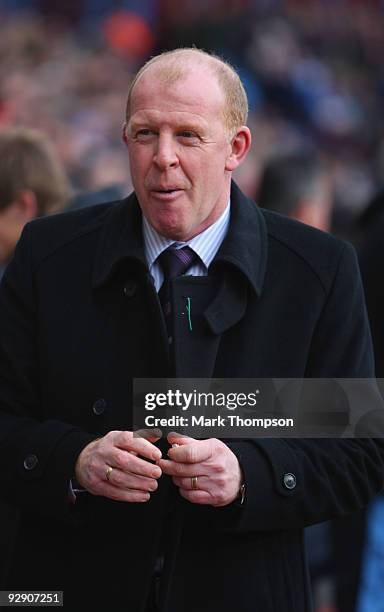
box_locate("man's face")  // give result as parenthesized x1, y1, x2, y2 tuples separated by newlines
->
(125, 66, 235, 241)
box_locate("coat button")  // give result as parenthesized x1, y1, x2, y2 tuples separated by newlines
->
(23, 454, 38, 470)
(92, 398, 107, 415)
(123, 282, 137, 297)
(283, 472, 297, 490)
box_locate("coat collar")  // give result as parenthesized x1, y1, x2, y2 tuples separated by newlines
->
(213, 181, 267, 295)
(92, 192, 148, 288)
(92, 181, 268, 295)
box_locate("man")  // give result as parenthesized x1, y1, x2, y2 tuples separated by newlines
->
(0, 127, 69, 278)
(257, 151, 333, 232)
(0, 48, 383, 612)
(0, 127, 69, 586)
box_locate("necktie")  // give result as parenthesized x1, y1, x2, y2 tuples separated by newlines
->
(157, 245, 197, 340)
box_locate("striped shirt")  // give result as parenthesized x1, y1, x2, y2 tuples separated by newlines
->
(143, 202, 231, 291)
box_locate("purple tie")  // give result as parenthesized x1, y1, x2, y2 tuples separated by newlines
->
(158, 245, 197, 340)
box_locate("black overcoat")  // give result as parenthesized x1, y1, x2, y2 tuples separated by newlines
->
(0, 183, 383, 612)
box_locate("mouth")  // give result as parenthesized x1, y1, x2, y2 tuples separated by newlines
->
(150, 188, 184, 200)
(152, 187, 182, 193)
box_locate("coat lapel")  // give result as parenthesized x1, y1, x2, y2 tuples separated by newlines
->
(172, 183, 269, 376)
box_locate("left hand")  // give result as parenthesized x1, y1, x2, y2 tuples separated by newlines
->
(158, 433, 242, 507)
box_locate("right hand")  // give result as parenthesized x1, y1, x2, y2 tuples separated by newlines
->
(74, 430, 162, 503)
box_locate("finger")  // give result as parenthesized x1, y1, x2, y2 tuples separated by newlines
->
(178, 488, 212, 505)
(172, 476, 209, 490)
(167, 439, 212, 464)
(167, 432, 194, 445)
(98, 482, 151, 503)
(125, 430, 163, 458)
(105, 467, 159, 492)
(134, 428, 163, 441)
(158, 458, 199, 477)
(111, 449, 162, 479)
(113, 431, 162, 462)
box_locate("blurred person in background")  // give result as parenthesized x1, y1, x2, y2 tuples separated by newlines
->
(355, 213, 384, 612)
(0, 127, 69, 278)
(256, 151, 333, 233)
(331, 197, 384, 612)
(0, 126, 69, 588)
(256, 150, 336, 612)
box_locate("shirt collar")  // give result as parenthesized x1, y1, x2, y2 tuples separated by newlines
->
(143, 200, 231, 270)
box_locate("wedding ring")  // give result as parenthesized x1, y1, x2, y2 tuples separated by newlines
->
(105, 466, 113, 482)
(191, 476, 198, 490)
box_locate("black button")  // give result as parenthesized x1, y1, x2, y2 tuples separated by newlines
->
(283, 473, 297, 490)
(123, 282, 137, 297)
(23, 454, 38, 470)
(92, 398, 107, 415)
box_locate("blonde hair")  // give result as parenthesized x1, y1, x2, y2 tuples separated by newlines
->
(0, 127, 69, 215)
(126, 48, 248, 138)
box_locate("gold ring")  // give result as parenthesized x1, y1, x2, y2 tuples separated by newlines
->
(191, 476, 198, 490)
(105, 466, 113, 482)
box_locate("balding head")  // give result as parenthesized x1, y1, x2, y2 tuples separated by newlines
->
(126, 48, 248, 139)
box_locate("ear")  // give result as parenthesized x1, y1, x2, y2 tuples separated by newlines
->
(122, 122, 128, 145)
(225, 126, 252, 172)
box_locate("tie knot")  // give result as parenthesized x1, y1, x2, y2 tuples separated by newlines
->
(158, 245, 197, 281)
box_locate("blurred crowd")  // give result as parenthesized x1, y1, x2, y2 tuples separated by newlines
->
(0, 0, 383, 236)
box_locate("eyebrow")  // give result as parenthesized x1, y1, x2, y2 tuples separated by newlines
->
(128, 119, 206, 134)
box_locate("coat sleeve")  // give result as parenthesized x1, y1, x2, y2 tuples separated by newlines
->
(218, 242, 384, 533)
(0, 223, 96, 523)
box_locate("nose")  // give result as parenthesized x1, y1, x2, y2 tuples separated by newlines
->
(153, 134, 179, 170)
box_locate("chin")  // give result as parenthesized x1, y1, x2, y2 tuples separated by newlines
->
(157, 225, 189, 241)
(153, 215, 190, 241)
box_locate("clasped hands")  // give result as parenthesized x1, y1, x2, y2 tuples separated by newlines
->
(75, 431, 242, 507)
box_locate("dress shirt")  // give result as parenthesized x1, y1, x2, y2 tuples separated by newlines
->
(143, 200, 231, 290)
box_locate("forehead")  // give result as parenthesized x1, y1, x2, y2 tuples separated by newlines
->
(129, 65, 225, 125)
